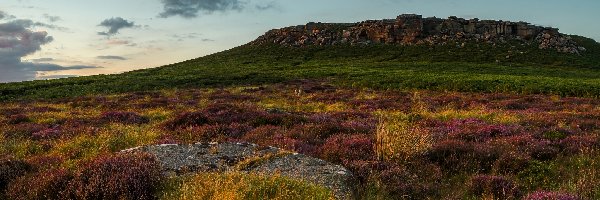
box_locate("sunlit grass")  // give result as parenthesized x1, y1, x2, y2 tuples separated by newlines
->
(159, 172, 334, 200)
(375, 111, 432, 161)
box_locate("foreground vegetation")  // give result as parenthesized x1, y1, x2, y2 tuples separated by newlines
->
(1, 80, 598, 199)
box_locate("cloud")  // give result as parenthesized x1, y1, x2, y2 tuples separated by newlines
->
(37, 74, 79, 80)
(30, 57, 54, 62)
(0, 19, 100, 83)
(43, 14, 62, 22)
(255, 1, 279, 11)
(158, 0, 245, 18)
(106, 39, 131, 45)
(98, 17, 135, 36)
(97, 55, 127, 60)
(0, 19, 67, 31)
(0, 10, 15, 20)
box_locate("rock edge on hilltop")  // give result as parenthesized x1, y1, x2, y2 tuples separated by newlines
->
(251, 14, 585, 54)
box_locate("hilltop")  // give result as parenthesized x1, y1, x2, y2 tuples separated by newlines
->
(252, 14, 584, 54)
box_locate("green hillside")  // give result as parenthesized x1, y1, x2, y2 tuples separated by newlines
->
(1, 35, 599, 101)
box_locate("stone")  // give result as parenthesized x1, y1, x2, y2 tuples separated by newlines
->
(250, 14, 585, 54)
(121, 142, 355, 200)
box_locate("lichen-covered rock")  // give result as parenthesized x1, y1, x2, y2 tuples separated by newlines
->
(250, 14, 585, 54)
(121, 142, 355, 199)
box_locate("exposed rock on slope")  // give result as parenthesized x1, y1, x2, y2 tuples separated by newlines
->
(251, 14, 584, 54)
(122, 142, 355, 199)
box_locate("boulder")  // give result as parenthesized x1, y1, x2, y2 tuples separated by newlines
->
(122, 142, 356, 199)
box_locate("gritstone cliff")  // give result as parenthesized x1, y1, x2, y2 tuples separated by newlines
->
(251, 14, 585, 54)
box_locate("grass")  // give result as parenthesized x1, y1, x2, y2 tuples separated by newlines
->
(159, 172, 334, 200)
(1, 36, 599, 101)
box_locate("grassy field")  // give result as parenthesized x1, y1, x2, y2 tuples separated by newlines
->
(1, 36, 599, 101)
(0, 36, 599, 199)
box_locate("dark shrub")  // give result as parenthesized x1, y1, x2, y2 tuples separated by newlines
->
(286, 122, 344, 144)
(427, 140, 477, 172)
(376, 162, 441, 199)
(529, 140, 560, 161)
(559, 135, 599, 155)
(469, 175, 522, 199)
(0, 158, 32, 192)
(100, 111, 149, 124)
(7, 114, 31, 124)
(524, 191, 580, 200)
(68, 153, 162, 200)
(241, 125, 284, 146)
(26, 154, 65, 170)
(202, 103, 261, 124)
(163, 111, 209, 130)
(31, 127, 61, 140)
(4, 123, 47, 138)
(321, 134, 373, 163)
(493, 152, 531, 174)
(7, 169, 73, 200)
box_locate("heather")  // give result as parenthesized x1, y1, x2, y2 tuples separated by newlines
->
(0, 80, 599, 199)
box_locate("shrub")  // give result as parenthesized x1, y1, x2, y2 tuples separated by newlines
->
(163, 111, 209, 130)
(100, 111, 149, 124)
(68, 153, 162, 200)
(524, 191, 580, 200)
(241, 125, 284, 146)
(4, 123, 47, 138)
(7, 114, 31, 124)
(26, 154, 65, 170)
(493, 152, 532, 175)
(529, 140, 560, 161)
(375, 162, 441, 199)
(6, 169, 73, 200)
(321, 134, 374, 163)
(469, 175, 522, 199)
(31, 127, 61, 140)
(427, 139, 474, 172)
(559, 135, 599, 155)
(0, 158, 32, 192)
(375, 113, 432, 161)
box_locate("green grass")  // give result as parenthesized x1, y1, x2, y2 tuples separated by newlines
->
(1, 36, 599, 101)
(158, 172, 334, 200)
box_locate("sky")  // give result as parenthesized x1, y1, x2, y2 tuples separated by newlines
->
(1, 0, 599, 83)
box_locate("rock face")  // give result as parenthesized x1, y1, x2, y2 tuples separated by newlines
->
(121, 142, 355, 200)
(251, 14, 584, 54)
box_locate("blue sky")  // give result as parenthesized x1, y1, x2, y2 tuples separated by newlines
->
(1, 0, 599, 82)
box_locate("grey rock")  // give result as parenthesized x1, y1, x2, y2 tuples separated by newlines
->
(121, 142, 355, 199)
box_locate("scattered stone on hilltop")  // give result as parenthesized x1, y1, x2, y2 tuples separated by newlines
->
(121, 142, 355, 200)
(251, 14, 584, 54)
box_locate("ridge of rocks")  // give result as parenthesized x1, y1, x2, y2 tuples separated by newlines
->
(251, 14, 585, 54)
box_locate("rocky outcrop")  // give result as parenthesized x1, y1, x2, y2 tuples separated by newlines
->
(121, 142, 355, 200)
(251, 14, 584, 54)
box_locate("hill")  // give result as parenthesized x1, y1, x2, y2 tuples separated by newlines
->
(1, 14, 600, 200)
(1, 32, 599, 101)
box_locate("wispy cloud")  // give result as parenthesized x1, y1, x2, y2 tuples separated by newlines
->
(43, 14, 62, 22)
(158, 0, 245, 18)
(97, 55, 127, 60)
